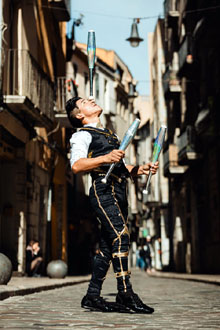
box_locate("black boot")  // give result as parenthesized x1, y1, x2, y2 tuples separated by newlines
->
(116, 290, 154, 314)
(87, 252, 111, 296)
(81, 295, 130, 313)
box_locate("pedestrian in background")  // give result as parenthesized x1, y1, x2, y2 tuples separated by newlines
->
(26, 240, 43, 277)
(145, 236, 153, 274)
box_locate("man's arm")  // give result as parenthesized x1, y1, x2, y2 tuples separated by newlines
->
(126, 162, 159, 177)
(72, 149, 125, 174)
(70, 130, 125, 174)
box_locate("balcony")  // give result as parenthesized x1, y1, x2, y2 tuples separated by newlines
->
(178, 37, 193, 74)
(163, 144, 187, 177)
(49, 0, 70, 21)
(3, 49, 54, 127)
(163, 66, 181, 98)
(164, 0, 179, 27)
(177, 126, 201, 164)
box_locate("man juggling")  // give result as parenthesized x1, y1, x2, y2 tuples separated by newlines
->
(66, 96, 158, 313)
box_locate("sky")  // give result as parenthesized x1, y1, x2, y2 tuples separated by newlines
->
(68, 0, 164, 96)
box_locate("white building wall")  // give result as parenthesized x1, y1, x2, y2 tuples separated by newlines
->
(148, 21, 170, 269)
(94, 67, 116, 127)
(149, 24, 169, 205)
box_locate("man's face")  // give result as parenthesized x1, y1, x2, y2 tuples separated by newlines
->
(33, 242, 39, 251)
(76, 98, 102, 118)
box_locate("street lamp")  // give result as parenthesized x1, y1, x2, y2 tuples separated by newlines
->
(66, 14, 84, 60)
(126, 19, 143, 47)
(71, 14, 84, 42)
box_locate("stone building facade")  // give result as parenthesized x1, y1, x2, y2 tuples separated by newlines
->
(163, 0, 220, 273)
(0, 0, 70, 274)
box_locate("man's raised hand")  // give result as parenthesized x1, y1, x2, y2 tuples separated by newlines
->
(104, 150, 125, 164)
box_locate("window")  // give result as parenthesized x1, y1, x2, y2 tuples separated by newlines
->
(116, 65, 124, 82)
(73, 63, 78, 79)
(104, 79, 109, 110)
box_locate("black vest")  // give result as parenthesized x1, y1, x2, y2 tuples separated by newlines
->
(79, 127, 130, 178)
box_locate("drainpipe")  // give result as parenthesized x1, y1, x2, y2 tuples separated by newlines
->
(18, 211, 26, 274)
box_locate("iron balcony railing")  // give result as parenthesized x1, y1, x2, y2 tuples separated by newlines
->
(55, 77, 79, 113)
(164, 144, 178, 169)
(177, 126, 195, 153)
(177, 126, 200, 163)
(3, 49, 54, 121)
(163, 144, 187, 176)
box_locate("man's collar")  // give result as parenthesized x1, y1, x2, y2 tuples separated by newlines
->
(84, 123, 97, 128)
(84, 122, 104, 129)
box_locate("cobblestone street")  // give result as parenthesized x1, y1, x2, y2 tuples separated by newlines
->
(0, 269, 219, 329)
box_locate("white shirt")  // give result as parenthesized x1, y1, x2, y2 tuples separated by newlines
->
(70, 123, 104, 168)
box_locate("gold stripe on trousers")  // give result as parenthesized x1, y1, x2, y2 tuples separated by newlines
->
(93, 180, 130, 292)
(112, 251, 129, 258)
(115, 270, 131, 278)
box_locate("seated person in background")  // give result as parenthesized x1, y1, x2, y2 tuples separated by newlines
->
(26, 240, 43, 277)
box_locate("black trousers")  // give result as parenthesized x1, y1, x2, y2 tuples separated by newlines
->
(87, 176, 132, 296)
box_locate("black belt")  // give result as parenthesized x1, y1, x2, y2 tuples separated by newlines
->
(91, 169, 128, 183)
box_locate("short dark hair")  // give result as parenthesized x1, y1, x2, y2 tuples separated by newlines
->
(65, 97, 82, 128)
